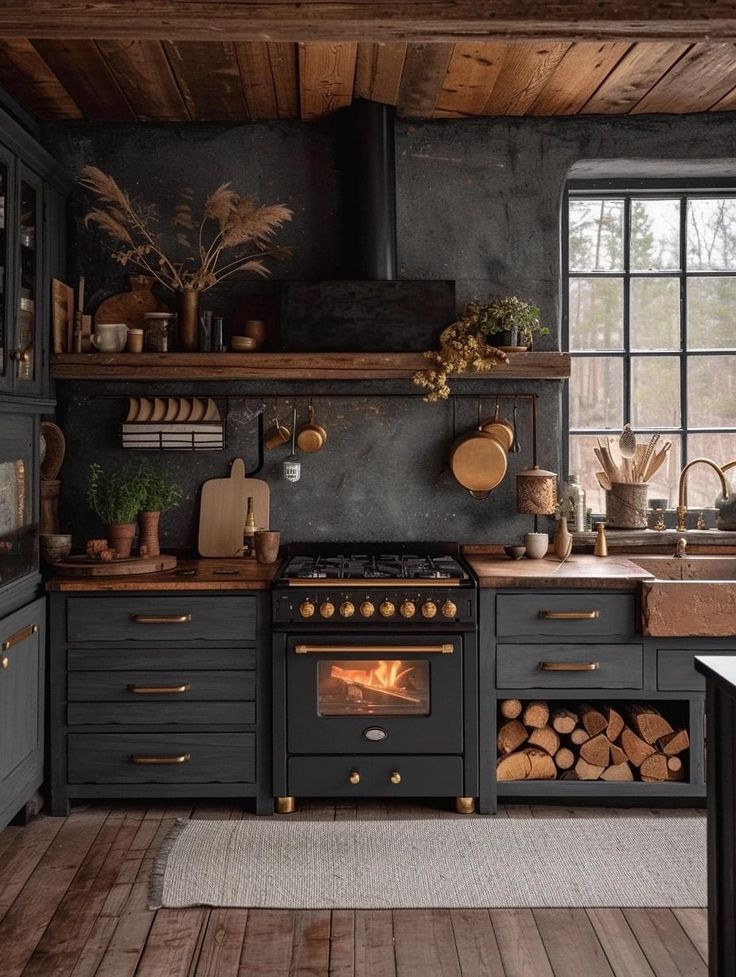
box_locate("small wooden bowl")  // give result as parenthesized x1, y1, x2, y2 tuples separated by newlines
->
(230, 336, 257, 352)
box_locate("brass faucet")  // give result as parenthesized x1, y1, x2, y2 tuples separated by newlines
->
(676, 458, 729, 532)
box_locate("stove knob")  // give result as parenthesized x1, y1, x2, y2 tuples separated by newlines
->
(360, 600, 375, 618)
(400, 600, 416, 618)
(379, 600, 395, 618)
(319, 601, 335, 618)
(299, 600, 316, 618)
(442, 600, 458, 619)
(339, 601, 355, 618)
(421, 600, 438, 619)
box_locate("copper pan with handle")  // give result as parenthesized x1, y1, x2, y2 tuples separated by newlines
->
(449, 401, 508, 500)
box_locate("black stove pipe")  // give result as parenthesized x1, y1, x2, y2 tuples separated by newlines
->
(336, 99, 398, 281)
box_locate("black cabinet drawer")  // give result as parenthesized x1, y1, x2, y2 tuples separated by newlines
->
(68, 646, 255, 671)
(67, 596, 257, 643)
(497, 643, 643, 689)
(287, 755, 463, 797)
(68, 670, 255, 702)
(68, 701, 255, 726)
(658, 647, 736, 691)
(68, 733, 255, 784)
(496, 593, 635, 638)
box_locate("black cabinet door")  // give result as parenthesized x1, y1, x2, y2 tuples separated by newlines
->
(0, 598, 44, 786)
(0, 144, 15, 396)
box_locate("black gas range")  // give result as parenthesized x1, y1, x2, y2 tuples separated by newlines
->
(271, 543, 479, 814)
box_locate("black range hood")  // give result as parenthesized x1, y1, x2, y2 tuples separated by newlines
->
(280, 100, 455, 353)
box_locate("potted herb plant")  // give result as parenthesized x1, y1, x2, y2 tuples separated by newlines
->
(473, 297, 548, 351)
(137, 463, 183, 557)
(87, 463, 146, 558)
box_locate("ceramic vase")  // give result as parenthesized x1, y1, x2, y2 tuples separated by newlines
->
(177, 288, 200, 352)
(139, 510, 161, 557)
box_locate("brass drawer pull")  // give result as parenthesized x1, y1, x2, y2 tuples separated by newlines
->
(130, 614, 192, 625)
(130, 753, 191, 765)
(539, 610, 600, 620)
(2, 623, 38, 652)
(389, 771, 402, 784)
(294, 643, 453, 654)
(127, 684, 191, 695)
(539, 661, 600, 671)
(349, 771, 360, 784)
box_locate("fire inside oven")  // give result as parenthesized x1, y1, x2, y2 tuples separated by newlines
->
(317, 659, 430, 716)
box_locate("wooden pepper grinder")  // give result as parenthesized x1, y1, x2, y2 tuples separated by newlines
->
(594, 522, 608, 558)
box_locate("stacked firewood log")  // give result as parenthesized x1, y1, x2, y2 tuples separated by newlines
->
(496, 700, 689, 782)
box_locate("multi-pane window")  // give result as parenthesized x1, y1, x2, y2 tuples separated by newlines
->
(565, 186, 736, 513)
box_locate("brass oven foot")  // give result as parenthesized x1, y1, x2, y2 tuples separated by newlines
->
(455, 796, 476, 815)
(276, 796, 296, 814)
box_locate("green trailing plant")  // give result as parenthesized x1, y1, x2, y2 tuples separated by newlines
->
(137, 463, 184, 513)
(87, 463, 146, 526)
(414, 298, 549, 401)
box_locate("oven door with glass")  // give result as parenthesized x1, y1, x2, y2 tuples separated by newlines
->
(286, 634, 463, 754)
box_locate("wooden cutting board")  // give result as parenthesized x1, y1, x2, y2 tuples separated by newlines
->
(198, 458, 270, 557)
(51, 554, 177, 577)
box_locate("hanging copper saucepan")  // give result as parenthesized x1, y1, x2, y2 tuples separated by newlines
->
(449, 401, 508, 500)
(481, 397, 514, 452)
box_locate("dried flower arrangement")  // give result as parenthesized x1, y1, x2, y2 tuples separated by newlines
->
(79, 166, 293, 292)
(414, 298, 547, 401)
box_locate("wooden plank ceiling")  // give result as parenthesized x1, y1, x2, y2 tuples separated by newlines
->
(2, 39, 736, 122)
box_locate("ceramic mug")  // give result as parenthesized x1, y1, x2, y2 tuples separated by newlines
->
(524, 531, 549, 559)
(91, 322, 128, 353)
(254, 530, 280, 564)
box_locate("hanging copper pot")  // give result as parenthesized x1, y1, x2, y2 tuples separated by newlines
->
(450, 425, 508, 500)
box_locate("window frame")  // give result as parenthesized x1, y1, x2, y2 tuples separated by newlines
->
(562, 178, 736, 500)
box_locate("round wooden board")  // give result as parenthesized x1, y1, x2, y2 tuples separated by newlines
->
(51, 554, 177, 577)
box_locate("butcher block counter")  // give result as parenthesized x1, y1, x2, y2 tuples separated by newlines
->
(45, 558, 282, 592)
(462, 552, 654, 589)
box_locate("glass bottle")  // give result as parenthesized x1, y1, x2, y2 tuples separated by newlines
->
(563, 474, 586, 533)
(243, 496, 256, 557)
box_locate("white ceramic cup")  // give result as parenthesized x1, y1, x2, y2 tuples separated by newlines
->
(91, 322, 128, 353)
(524, 531, 549, 559)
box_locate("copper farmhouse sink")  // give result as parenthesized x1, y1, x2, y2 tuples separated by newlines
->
(633, 556, 736, 636)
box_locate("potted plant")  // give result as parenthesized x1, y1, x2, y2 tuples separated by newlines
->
(86, 463, 146, 558)
(137, 463, 183, 557)
(473, 297, 548, 351)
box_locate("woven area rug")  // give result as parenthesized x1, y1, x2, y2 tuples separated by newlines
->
(150, 815, 706, 909)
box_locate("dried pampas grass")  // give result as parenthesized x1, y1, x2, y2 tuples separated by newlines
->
(80, 166, 293, 293)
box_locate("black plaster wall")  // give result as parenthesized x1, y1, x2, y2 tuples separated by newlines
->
(45, 112, 736, 547)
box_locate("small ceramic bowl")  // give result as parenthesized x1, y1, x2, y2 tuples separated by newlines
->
(40, 533, 72, 562)
(503, 544, 526, 560)
(230, 336, 256, 352)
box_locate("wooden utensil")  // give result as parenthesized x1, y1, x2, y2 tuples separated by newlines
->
(619, 424, 637, 460)
(198, 458, 270, 557)
(644, 442, 671, 481)
(51, 279, 74, 353)
(638, 433, 660, 481)
(596, 471, 612, 491)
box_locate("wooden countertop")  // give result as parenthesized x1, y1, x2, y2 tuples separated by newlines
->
(463, 553, 655, 589)
(45, 558, 282, 591)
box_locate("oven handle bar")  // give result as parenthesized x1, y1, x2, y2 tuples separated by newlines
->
(286, 580, 461, 588)
(294, 643, 454, 654)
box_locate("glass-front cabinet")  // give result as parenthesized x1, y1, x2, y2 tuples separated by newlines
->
(0, 147, 49, 398)
(0, 414, 37, 592)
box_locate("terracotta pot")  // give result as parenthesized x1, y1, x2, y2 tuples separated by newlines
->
(139, 510, 161, 557)
(106, 522, 136, 559)
(177, 288, 200, 352)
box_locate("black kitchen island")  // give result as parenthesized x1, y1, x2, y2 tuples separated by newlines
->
(695, 655, 736, 977)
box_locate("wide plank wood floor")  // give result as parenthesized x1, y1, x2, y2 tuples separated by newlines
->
(0, 800, 707, 977)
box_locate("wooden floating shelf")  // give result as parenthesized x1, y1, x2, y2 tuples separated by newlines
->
(51, 351, 570, 382)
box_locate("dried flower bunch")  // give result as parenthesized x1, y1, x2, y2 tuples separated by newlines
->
(414, 297, 548, 401)
(414, 303, 510, 401)
(80, 166, 293, 292)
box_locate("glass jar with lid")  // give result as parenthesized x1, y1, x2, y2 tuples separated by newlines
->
(563, 474, 586, 533)
(143, 311, 177, 352)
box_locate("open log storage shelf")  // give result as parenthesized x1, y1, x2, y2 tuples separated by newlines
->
(51, 351, 571, 382)
(476, 585, 722, 813)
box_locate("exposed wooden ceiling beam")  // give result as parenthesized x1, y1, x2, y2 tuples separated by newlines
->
(4, 2, 736, 43)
